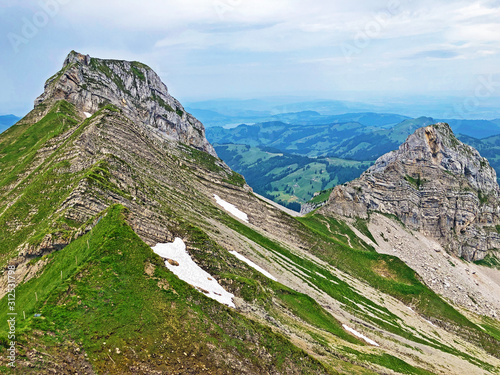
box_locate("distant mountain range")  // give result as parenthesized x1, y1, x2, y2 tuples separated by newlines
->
(186, 97, 500, 128)
(443, 119, 500, 139)
(209, 116, 500, 207)
(187, 106, 411, 129)
(207, 117, 438, 159)
(0, 114, 20, 133)
(207, 116, 500, 158)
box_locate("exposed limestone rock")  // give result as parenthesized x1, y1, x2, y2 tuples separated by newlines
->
(300, 202, 324, 215)
(35, 51, 215, 156)
(18, 233, 68, 258)
(321, 123, 500, 261)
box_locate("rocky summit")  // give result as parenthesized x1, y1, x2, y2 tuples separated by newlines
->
(35, 51, 215, 156)
(320, 122, 500, 261)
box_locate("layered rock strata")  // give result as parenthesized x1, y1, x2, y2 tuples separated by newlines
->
(35, 51, 215, 156)
(321, 123, 500, 260)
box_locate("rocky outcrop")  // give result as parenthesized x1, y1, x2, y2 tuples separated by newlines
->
(300, 202, 324, 215)
(35, 51, 216, 156)
(321, 123, 500, 261)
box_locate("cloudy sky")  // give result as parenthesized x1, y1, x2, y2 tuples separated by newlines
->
(1, 0, 499, 117)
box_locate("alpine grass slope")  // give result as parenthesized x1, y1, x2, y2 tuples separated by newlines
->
(0, 52, 499, 374)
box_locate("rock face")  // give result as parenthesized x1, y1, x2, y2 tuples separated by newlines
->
(320, 123, 500, 261)
(300, 202, 325, 215)
(35, 51, 216, 156)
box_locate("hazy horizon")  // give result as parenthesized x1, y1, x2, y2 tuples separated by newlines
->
(1, 0, 499, 119)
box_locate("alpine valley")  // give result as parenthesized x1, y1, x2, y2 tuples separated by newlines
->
(0, 52, 499, 375)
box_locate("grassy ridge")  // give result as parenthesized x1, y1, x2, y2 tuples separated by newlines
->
(0, 159, 82, 260)
(0, 205, 335, 374)
(0, 101, 84, 265)
(0, 103, 127, 267)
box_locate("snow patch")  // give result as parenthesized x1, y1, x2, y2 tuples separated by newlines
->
(315, 271, 338, 284)
(152, 238, 235, 307)
(229, 251, 277, 281)
(84, 112, 92, 118)
(214, 194, 248, 222)
(424, 319, 436, 327)
(342, 324, 379, 346)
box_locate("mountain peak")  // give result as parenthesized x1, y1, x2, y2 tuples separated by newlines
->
(321, 123, 500, 261)
(63, 50, 91, 67)
(35, 51, 216, 156)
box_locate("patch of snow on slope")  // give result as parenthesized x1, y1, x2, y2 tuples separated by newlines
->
(84, 112, 92, 118)
(342, 324, 379, 346)
(214, 194, 248, 222)
(152, 238, 235, 307)
(229, 251, 277, 281)
(424, 319, 436, 327)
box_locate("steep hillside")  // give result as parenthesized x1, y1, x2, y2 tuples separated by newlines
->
(1, 53, 499, 374)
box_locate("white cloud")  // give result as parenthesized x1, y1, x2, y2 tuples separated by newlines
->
(63, 0, 293, 30)
(1, 0, 500, 114)
(50, 0, 500, 57)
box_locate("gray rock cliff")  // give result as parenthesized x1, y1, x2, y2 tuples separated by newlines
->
(320, 123, 500, 260)
(35, 50, 216, 156)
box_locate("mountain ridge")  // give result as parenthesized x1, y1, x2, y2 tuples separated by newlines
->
(321, 122, 500, 261)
